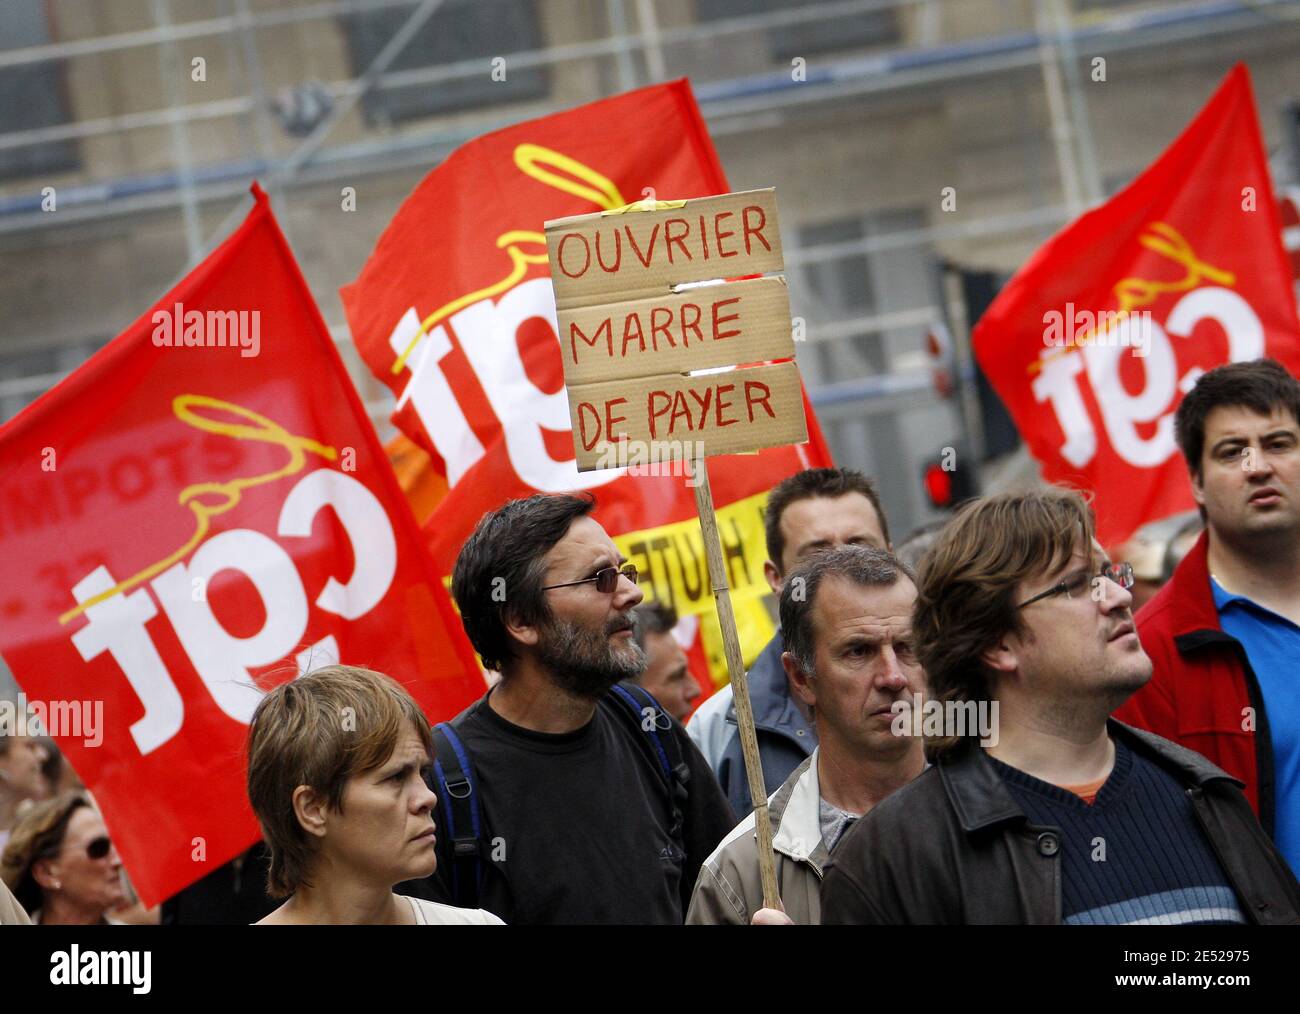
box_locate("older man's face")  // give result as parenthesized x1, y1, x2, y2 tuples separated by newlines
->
(0, 735, 47, 801)
(796, 576, 922, 757)
(535, 516, 646, 697)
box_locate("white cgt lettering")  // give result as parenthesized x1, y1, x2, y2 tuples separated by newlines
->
(1035, 286, 1265, 469)
(278, 468, 396, 619)
(1084, 313, 1177, 468)
(64, 468, 399, 752)
(392, 278, 625, 492)
(153, 529, 309, 725)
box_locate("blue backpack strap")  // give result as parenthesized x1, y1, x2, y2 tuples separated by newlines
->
(608, 683, 690, 843)
(609, 683, 673, 780)
(431, 722, 484, 907)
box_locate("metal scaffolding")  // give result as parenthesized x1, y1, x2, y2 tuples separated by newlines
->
(1, 0, 1298, 522)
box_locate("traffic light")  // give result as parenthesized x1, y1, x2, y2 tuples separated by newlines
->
(921, 442, 978, 510)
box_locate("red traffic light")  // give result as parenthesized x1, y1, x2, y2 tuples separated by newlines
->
(924, 462, 953, 507)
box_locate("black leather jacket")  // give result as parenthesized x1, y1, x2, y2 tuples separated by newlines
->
(821, 721, 1300, 924)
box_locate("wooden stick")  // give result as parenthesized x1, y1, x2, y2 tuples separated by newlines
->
(690, 451, 781, 912)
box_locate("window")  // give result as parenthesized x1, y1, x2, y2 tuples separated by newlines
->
(0, 0, 80, 181)
(794, 209, 952, 533)
(694, 0, 900, 61)
(340, 0, 550, 126)
(0, 338, 105, 424)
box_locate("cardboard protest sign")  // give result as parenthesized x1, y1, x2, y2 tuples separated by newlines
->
(570, 361, 803, 465)
(546, 190, 786, 309)
(548, 187, 803, 910)
(546, 189, 806, 471)
(560, 276, 793, 385)
(341, 83, 834, 701)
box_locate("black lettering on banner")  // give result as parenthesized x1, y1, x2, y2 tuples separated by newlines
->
(626, 539, 667, 610)
(676, 531, 705, 603)
(625, 540, 651, 588)
(723, 517, 748, 590)
(664, 534, 693, 610)
(647, 536, 675, 612)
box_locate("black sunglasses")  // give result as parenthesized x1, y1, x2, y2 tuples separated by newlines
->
(541, 564, 638, 594)
(1017, 561, 1135, 609)
(40, 834, 112, 862)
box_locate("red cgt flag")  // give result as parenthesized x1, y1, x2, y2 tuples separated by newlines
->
(973, 64, 1300, 546)
(0, 186, 483, 906)
(342, 81, 832, 692)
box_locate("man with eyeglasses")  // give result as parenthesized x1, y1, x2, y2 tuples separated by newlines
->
(401, 493, 735, 924)
(821, 487, 1300, 924)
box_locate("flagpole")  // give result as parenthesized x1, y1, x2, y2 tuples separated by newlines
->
(691, 450, 781, 912)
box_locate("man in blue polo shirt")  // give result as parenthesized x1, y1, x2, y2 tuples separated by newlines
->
(1212, 580, 1300, 871)
(1120, 359, 1300, 875)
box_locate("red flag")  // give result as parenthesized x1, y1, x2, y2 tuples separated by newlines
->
(342, 81, 832, 686)
(0, 186, 483, 905)
(1279, 186, 1300, 283)
(973, 64, 1300, 546)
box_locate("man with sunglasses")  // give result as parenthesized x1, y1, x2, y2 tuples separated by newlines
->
(822, 488, 1300, 924)
(402, 493, 735, 924)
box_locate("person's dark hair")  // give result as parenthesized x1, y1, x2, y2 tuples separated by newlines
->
(914, 487, 1095, 761)
(764, 468, 891, 574)
(779, 545, 913, 677)
(452, 493, 597, 673)
(1175, 359, 1300, 488)
(0, 792, 89, 914)
(632, 600, 677, 652)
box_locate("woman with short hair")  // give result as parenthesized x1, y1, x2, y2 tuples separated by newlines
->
(247, 664, 500, 925)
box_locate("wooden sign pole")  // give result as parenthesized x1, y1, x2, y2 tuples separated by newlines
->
(690, 450, 780, 911)
(545, 189, 801, 915)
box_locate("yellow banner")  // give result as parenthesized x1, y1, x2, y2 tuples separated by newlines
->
(440, 489, 779, 690)
(698, 596, 776, 691)
(614, 489, 776, 688)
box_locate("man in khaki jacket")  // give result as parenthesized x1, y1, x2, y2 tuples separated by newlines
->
(686, 545, 925, 924)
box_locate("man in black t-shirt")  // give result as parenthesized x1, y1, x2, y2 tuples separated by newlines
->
(408, 492, 735, 924)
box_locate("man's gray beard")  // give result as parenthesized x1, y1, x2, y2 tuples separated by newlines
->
(537, 614, 647, 699)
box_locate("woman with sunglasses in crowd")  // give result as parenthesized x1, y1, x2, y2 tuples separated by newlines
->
(0, 792, 126, 924)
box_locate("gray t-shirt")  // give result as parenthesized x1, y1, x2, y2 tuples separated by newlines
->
(818, 796, 861, 854)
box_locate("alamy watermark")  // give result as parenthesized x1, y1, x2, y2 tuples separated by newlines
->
(0, 692, 103, 747)
(50, 946, 151, 994)
(1042, 305, 1152, 357)
(890, 692, 999, 747)
(593, 437, 706, 485)
(151, 301, 261, 358)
